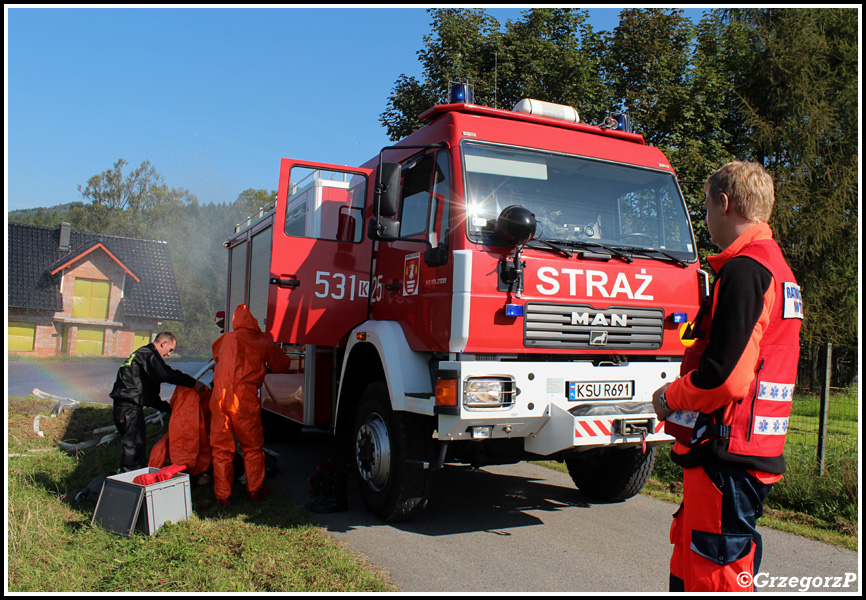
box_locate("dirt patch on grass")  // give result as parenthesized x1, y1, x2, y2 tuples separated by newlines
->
(8, 397, 115, 447)
(8, 396, 56, 418)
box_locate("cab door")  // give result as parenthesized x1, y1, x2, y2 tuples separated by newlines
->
(370, 149, 454, 351)
(267, 159, 373, 348)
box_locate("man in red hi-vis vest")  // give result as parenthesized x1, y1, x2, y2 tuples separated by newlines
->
(653, 161, 802, 592)
(210, 304, 291, 506)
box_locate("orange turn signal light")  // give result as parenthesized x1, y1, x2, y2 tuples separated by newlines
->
(435, 378, 458, 407)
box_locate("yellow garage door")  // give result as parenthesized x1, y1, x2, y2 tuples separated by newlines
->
(76, 326, 104, 356)
(9, 321, 36, 352)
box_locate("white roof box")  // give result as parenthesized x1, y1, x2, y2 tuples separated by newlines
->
(513, 99, 580, 123)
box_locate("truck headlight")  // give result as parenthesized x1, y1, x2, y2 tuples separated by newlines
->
(463, 377, 516, 409)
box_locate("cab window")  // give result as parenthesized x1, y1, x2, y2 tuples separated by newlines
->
(285, 167, 366, 243)
(399, 153, 436, 237)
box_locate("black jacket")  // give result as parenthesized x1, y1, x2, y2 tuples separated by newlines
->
(109, 343, 196, 412)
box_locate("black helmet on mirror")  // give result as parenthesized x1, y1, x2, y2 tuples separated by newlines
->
(496, 205, 537, 246)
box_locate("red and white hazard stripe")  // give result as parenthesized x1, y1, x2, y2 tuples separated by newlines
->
(573, 418, 669, 439)
(574, 419, 612, 438)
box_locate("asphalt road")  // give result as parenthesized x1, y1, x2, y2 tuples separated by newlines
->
(268, 428, 860, 594)
(6, 359, 212, 405)
(6, 360, 860, 593)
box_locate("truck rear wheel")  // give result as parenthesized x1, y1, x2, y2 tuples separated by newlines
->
(352, 381, 433, 522)
(565, 446, 656, 502)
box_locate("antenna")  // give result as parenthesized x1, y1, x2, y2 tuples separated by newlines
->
(494, 47, 498, 109)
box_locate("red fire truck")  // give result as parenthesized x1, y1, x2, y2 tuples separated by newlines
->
(224, 89, 705, 521)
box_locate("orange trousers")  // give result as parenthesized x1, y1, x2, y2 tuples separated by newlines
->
(210, 390, 265, 501)
(669, 464, 772, 592)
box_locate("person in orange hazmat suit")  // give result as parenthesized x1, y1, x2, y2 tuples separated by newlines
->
(210, 304, 291, 506)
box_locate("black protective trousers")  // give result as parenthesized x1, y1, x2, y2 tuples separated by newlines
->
(113, 402, 146, 472)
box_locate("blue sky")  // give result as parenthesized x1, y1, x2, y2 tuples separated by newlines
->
(6, 6, 708, 213)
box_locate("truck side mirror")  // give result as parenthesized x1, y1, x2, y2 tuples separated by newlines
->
(375, 162, 401, 218)
(367, 217, 401, 241)
(423, 241, 449, 267)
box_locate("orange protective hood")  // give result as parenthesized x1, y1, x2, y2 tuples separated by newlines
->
(231, 303, 262, 334)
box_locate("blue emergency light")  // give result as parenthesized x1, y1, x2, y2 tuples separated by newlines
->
(450, 83, 473, 104)
(505, 304, 524, 318)
(611, 113, 631, 133)
(670, 312, 688, 324)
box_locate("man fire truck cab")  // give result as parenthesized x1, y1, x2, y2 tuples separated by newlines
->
(224, 87, 705, 522)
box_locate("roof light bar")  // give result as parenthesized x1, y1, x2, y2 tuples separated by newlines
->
(513, 99, 580, 124)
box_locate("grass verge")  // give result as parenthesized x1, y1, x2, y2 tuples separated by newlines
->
(7, 396, 395, 593)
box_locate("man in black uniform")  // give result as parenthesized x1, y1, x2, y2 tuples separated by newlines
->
(110, 332, 206, 472)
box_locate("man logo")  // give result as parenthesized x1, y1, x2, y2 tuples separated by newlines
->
(571, 312, 628, 327)
(589, 331, 608, 346)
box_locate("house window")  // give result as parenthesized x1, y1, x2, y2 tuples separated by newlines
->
(72, 278, 110, 319)
(9, 321, 36, 352)
(76, 326, 105, 355)
(134, 330, 152, 349)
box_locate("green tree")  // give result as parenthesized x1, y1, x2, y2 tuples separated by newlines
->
(380, 8, 611, 141)
(606, 8, 696, 148)
(714, 8, 858, 357)
(495, 8, 612, 121)
(380, 8, 500, 140)
(233, 188, 277, 221)
(77, 158, 198, 238)
(604, 8, 728, 257)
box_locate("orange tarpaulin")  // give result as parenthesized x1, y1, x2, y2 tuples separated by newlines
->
(148, 385, 212, 475)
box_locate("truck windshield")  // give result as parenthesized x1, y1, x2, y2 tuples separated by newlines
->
(462, 142, 697, 261)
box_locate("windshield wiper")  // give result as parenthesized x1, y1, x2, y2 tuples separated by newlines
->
(532, 238, 689, 268)
(613, 246, 689, 268)
(525, 238, 573, 258)
(543, 239, 633, 263)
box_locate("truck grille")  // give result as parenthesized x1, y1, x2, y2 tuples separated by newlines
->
(524, 302, 664, 350)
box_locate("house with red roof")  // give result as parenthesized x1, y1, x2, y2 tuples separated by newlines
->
(8, 222, 185, 357)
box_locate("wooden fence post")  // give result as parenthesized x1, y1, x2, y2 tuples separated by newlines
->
(816, 342, 832, 475)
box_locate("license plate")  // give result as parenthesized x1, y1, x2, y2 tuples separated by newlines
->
(568, 380, 634, 400)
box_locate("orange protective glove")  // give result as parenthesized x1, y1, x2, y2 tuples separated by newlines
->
(133, 472, 159, 486)
(155, 464, 187, 482)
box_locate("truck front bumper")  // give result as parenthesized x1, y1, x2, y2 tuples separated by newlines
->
(435, 359, 677, 456)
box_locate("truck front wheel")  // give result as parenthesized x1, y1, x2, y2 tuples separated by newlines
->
(565, 446, 656, 502)
(352, 381, 433, 522)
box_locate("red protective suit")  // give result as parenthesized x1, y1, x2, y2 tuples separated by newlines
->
(148, 385, 212, 475)
(210, 304, 291, 502)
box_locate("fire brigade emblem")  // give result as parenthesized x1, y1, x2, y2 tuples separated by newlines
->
(404, 252, 421, 296)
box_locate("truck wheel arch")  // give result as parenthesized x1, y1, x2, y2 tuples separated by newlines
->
(335, 342, 385, 436)
(335, 321, 435, 433)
